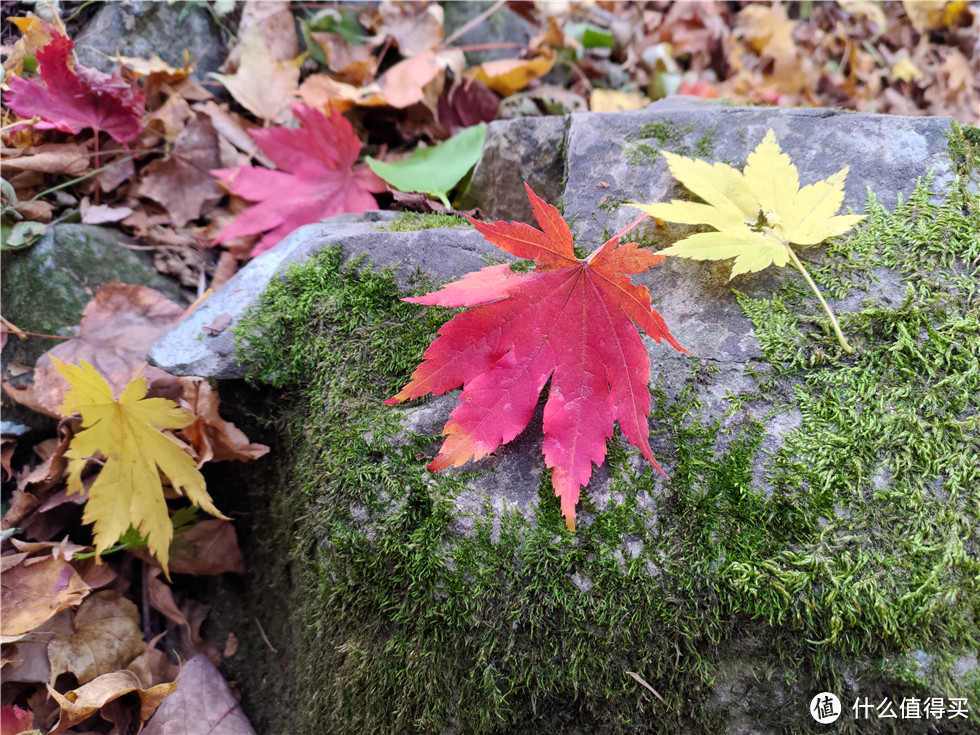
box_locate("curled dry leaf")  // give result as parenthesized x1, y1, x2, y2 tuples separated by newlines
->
(0, 555, 90, 637)
(33, 284, 185, 416)
(47, 590, 144, 686)
(46, 668, 178, 734)
(142, 654, 256, 735)
(361, 0, 445, 58)
(126, 633, 180, 690)
(177, 376, 270, 463)
(223, 0, 299, 70)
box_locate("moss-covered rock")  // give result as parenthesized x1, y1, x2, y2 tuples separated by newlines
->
(184, 114, 980, 735)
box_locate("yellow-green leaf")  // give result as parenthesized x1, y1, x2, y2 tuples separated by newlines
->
(53, 358, 226, 575)
(630, 128, 866, 280)
(631, 128, 867, 353)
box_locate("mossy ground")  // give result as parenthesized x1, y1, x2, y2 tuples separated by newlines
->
(227, 130, 979, 734)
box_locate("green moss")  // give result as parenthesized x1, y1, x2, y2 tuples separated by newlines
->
(380, 212, 470, 232)
(622, 120, 715, 166)
(231, 168, 978, 733)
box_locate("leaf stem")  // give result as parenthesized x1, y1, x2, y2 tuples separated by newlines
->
(783, 245, 853, 354)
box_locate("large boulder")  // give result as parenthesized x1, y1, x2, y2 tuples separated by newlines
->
(152, 106, 979, 734)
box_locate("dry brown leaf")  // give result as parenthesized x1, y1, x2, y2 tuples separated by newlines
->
(80, 201, 134, 225)
(126, 633, 180, 690)
(1, 609, 73, 685)
(192, 100, 275, 168)
(177, 377, 270, 464)
(47, 667, 178, 733)
(145, 92, 194, 143)
(210, 29, 301, 123)
(13, 198, 54, 222)
(361, 1, 445, 57)
(169, 519, 245, 575)
(142, 654, 255, 735)
(2, 378, 60, 419)
(224, 0, 299, 70)
(223, 633, 239, 658)
(310, 31, 379, 86)
(47, 590, 144, 686)
(33, 284, 185, 415)
(146, 566, 188, 629)
(137, 112, 223, 227)
(297, 73, 370, 113)
(1, 437, 15, 481)
(0, 556, 90, 637)
(0, 143, 91, 176)
(9, 536, 90, 561)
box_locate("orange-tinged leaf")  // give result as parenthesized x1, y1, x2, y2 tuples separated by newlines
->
(466, 49, 555, 97)
(388, 185, 687, 531)
(51, 358, 226, 575)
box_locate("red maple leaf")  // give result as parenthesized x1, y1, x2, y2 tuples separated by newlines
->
(211, 103, 386, 256)
(387, 185, 688, 530)
(3, 32, 144, 143)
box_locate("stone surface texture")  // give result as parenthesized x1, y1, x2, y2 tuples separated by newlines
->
(75, 1, 225, 78)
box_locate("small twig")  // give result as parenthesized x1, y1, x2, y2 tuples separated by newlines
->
(29, 155, 135, 201)
(783, 245, 854, 353)
(443, 0, 508, 48)
(142, 560, 153, 642)
(626, 671, 669, 707)
(255, 617, 278, 652)
(0, 116, 40, 135)
(454, 42, 521, 53)
(1, 315, 28, 340)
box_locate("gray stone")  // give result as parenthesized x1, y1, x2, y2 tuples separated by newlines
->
(75, 1, 225, 79)
(442, 1, 538, 67)
(148, 211, 501, 378)
(461, 115, 569, 223)
(563, 96, 955, 244)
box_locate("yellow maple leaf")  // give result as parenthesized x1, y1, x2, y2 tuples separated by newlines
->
(53, 358, 226, 575)
(632, 129, 866, 352)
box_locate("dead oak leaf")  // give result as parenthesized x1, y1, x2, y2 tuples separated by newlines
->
(47, 667, 178, 734)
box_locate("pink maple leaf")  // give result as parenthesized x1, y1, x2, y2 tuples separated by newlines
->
(4, 32, 144, 143)
(211, 103, 386, 256)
